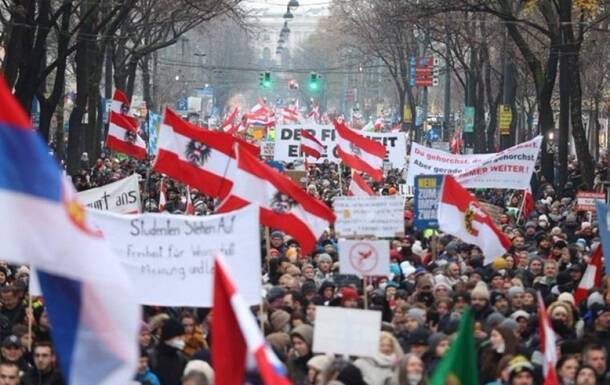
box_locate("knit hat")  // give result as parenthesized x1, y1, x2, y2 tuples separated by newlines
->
(587, 292, 605, 309)
(184, 360, 214, 385)
(266, 332, 291, 352)
(270, 310, 291, 332)
(471, 281, 490, 300)
(510, 310, 530, 321)
(407, 327, 430, 346)
(340, 287, 359, 305)
(307, 355, 334, 373)
(508, 356, 534, 382)
(499, 318, 519, 333)
(271, 231, 284, 239)
(318, 253, 332, 263)
(406, 308, 426, 325)
(507, 286, 524, 300)
(161, 318, 185, 341)
(491, 257, 508, 271)
(557, 292, 575, 306)
(291, 324, 314, 348)
(266, 286, 287, 302)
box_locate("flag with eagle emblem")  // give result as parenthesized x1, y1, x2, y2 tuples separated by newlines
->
(333, 119, 386, 181)
(429, 307, 477, 385)
(438, 175, 511, 265)
(216, 143, 335, 255)
(153, 108, 259, 199)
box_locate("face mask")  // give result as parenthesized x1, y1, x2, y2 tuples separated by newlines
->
(495, 341, 505, 354)
(166, 338, 185, 350)
(379, 282, 387, 290)
(408, 373, 422, 385)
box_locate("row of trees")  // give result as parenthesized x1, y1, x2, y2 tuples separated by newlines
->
(0, 0, 245, 172)
(326, 0, 610, 189)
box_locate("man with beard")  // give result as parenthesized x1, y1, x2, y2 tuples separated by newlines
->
(471, 282, 493, 322)
(582, 344, 610, 385)
(587, 304, 610, 371)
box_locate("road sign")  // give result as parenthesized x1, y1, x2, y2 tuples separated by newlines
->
(176, 96, 187, 112)
(413, 174, 443, 230)
(463, 106, 475, 133)
(498, 105, 512, 135)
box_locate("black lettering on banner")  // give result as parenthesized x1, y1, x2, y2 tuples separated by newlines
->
(280, 128, 293, 140)
(288, 144, 300, 157)
(128, 190, 138, 204)
(321, 129, 334, 141)
(293, 129, 302, 141)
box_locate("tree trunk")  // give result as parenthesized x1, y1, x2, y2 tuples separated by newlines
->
(557, 41, 570, 192)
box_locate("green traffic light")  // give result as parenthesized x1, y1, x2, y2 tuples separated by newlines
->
(308, 72, 320, 91)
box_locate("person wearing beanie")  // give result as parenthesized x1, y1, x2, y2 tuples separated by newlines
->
(471, 282, 494, 322)
(339, 286, 359, 308)
(336, 363, 367, 385)
(507, 286, 525, 311)
(288, 325, 314, 385)
(270, 310, 291, 333)
(421, 332, 449, 377)
(307, 355, 335, 385)
(507, 356, 535, 385)
(151, 318, 188, 385)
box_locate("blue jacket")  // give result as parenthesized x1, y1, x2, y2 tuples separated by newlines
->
(135, 368, 161, 385)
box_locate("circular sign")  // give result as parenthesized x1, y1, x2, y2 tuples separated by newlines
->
(348, 241, 379, 274)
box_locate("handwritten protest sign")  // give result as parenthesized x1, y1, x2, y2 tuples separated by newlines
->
(77, 174, 141, 214)
(334, 196, 404, 237)
(274, 124, 407, 168)
(313, 307, 381, 358)
(82, 205, 261, 306)
(576, 191, 605, 212)
(338, 240, 389, 276)
(406, 136, 542, 190)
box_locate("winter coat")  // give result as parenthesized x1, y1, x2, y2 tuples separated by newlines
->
(354, 353, 398, 385)
(21, 368, 66, 385)
(150, 343, 188, 385)
(135, 368, 162, 385)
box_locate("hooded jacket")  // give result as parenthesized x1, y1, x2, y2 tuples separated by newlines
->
(288, 325, 314, 385)
(150, 343, 188, 385)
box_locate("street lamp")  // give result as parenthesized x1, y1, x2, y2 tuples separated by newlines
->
(281, 21, 290, 35)
(283, 6, 294, 19)
(288, 0, 299, 9)
(278, 36, 285, 45)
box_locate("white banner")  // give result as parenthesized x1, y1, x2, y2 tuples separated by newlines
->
(77, 174, 141, 214)
(274, 124, 407, 168)
(333, 196, 405, 237)
(338, 240, 389, 277)
(84, 206, 261, 307)
(406, 136, 542, 189)
(313, 307, 381, 358)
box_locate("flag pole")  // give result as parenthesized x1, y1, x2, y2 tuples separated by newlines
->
(363, 275, 368, 310)
(261, 226, 271, 333)
(338, 165, 343, 195)
(27, 294, 33, 352)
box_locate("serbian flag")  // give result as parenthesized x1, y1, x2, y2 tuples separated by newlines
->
(0, 75, 139, 384)
(348, 171, 374, 197)
(105, 111, 146, 159)
(212, 255, 292, 385)
(158, 180, 167, 212)
(334, 119, 386, 181)
(216, 144, 335, 255)
(574, 246, 603, 305)
(153, 108, 259, 199)
(299, 129, 324, 159)
(438, 175, 511, 265)
(537, 292, 560, 385)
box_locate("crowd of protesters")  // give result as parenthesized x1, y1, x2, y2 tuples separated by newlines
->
(2, 145, 610, 385)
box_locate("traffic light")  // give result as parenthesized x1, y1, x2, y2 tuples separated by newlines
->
(308, 72, 320, 91)
(259, 71, 272, 89)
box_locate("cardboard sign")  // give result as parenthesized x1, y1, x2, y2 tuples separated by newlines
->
(334, 196, 404, 237)
(260, 141, 275, 158)
(77, 174, 141, 214)
(576, 191, 605, 212)
(338, 240, 389, 276)
(406, 136, 541, 190)
(313, 307, 381, 358)
(84, 206, 261, 306)
(413, 175, 442, 230)
(274, 124, 407, 168)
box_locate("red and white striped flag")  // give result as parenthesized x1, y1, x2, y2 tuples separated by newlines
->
(308, 104, 320, 122)
(373, 117, 383, 131)
(212, 255, 292, 385)
(220, 106, 239, 133)
(333, 119, 386, 181)
(574, 246, 603, 305)
(158, 179, 167, 212)
(216, 144, 335, 255)
(348, 171, 374, 196)
(537, 292, 560, 385)
(153, 108, 259, 199)
(110, 89, 134, 117)
(281, 106, 299, 123)
(185, 186, 194, 215)
(250, 98, 269, 115)
(299, 129, 325, 159)
(450, 129, 463, 154)
(105, 111, 146, 159)
(438, 175, 511, 265)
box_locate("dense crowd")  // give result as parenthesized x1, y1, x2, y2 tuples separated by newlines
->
(2, 147, 610, 385)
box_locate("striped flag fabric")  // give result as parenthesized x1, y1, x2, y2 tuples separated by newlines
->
(281, 106, 299, 123)
(574, 246, 603, 305)
(106, 111, 147, 159)
(333, 119, 386, 181)
(216, 144, 335, 255)
(220, 106, 239, 133)
(153, 108, 259, 199)
(299, 129, 325, 159)
(158, 179, 167, 212)
(109, 89, 133, 116)
(212, 255, 292, 385)
(537, 292, 560, 385)
(308, 103, 320, 122)
(185, 186, 194, 215)
(438, 175, 511, 265)
(348, 171, 375, 196)
(0, 75, 139, 385)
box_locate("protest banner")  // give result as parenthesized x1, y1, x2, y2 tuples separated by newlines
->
(82, 205, 261, 306)
(77, 174, 141, 214)
(338, 240, 389, 276)
(406, 136, 542, 190)
(260, 141, 275, 158)
(576, 191, 605, 212)
(334, 196, 404, 237)
(413, 175, 442, 230)
(274, 124, 407, 168)
(313, 307, 381, 358)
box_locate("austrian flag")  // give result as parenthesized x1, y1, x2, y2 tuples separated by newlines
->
(334, 119, 386, 181)
(299, 129, 325, 159)
(216, 144, 335, 255)
(105, 111, 146, 159)
(438, 175, 511, 265)
(348, 171, 374, 197)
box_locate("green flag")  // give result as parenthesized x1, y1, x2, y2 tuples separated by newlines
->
(429, 307, 478, 385)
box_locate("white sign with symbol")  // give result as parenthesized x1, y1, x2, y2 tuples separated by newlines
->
(338, 240, 389, 276)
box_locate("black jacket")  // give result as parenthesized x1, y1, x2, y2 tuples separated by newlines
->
(150, 343, 188, 385)
(21, 368, 66, 385)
